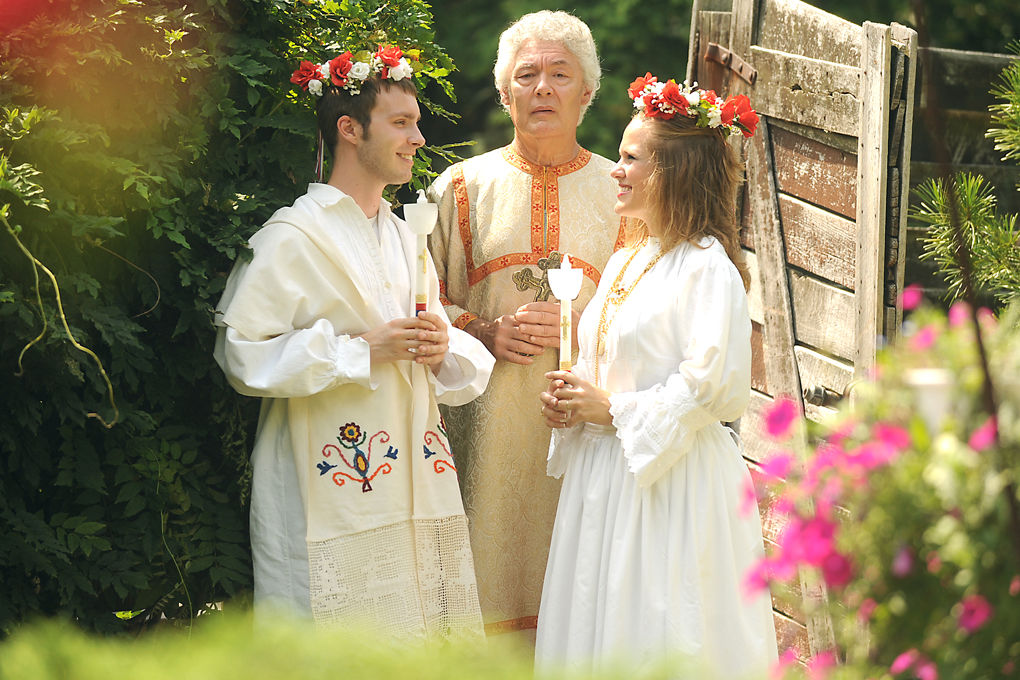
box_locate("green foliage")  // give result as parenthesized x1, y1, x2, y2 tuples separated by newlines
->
(0, 0, 455, 635)
(914, 48, 1020, 308)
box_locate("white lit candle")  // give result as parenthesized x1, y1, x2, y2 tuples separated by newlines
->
(547, 254, 584, 371)
(402, 189, 438, 316)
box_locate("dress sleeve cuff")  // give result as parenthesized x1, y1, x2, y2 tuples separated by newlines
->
(608, 388, 714, 488)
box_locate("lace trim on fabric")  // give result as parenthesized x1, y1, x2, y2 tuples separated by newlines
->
(307, 516, 484, 642)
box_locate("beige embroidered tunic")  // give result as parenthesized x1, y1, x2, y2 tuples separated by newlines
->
(427, 146, 624, 633)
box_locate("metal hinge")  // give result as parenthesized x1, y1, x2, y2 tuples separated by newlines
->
(704, 42, 758, 86)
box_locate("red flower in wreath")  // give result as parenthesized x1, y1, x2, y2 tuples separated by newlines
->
(329, 52, 354, 86)
(376, 44, 403, 66)
(658, 79, 688, 118)
(339, 422, 363, 444)
(721, 94, 760, 137)
(627, 72, 657, 100)
(290, 60, 320, 91)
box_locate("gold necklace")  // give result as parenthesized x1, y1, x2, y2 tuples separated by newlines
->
(593, 240, 666, 387)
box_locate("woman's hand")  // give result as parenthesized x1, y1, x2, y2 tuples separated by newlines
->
(540, 370, 614, 428)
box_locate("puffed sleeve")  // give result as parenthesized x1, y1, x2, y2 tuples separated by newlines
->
(423, 247, 495, 406)
(213, 224, 374, 399)
(427, 166, 478, 330)
(607, 251, 751, 488)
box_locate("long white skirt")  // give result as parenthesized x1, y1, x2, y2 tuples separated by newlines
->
(535, 423, 777, 678)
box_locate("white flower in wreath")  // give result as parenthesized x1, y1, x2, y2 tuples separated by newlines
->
(318, 63, 330, 79)
(349, 60, 371, 81)
(308, 78, 323, 96)
(389, 58, 414, 81)
(684, 91, 700, 106)
(708, 108, 722, 128)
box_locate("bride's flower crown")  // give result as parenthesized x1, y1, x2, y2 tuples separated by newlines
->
(290, 44, 419, 97)
(627, 72, 759, 138)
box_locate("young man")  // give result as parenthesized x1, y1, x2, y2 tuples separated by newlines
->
(426, 12, 624, 640)
(214, 46, 494, 640)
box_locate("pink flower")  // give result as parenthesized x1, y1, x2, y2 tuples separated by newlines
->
(900, 283, 923, 310)
(949, 301, 970, 327)
(968, 416, 998, 451)
(926, 552, 942, 574)
(761, 452, 794, 480)
(821, 551, 853, 588)
(916, 660, 939, 680)
(891, 649, 920, 674)
(781, 515, 837, 567)
(892, 546, 914, 577)
(874, 423, 911, 452)
(765, 396, 799, 440)
(806, 650, 836, 680)
(744, 559, 773, 595)
(909, 324, 938, 351)
(770, 648, 799, 680)
(1010, 575, 1020, 596)
(958, 594, 993, 633)
(858, 597, 877, 621)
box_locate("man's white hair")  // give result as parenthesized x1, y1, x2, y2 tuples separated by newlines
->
(493, 10, 601, 120)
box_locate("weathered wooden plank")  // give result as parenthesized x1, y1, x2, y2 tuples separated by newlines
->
(748, 46, 860, 137)
(791, 270, 856, 361)
(758, 0, 862, 67)
(889, 23, 919, 339)
(742, 389, 773, 464)
(745, 247, 763, 323)
(855, 22, 893, 380)
(690, 10, 733, 92)
(751, 321, 768, 394)
(774, 611, 810, 662)
(729, 0, 755, 93)
(795, 345, 854, 401)
(917, 47, 1017, 113)
(772, 124, 858, 219)
(779, 193, 856, 289)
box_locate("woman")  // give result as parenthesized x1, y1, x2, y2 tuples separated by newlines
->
(534, 74, 777, 677)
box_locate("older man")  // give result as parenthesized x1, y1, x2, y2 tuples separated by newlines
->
(427, 10, 624, 638)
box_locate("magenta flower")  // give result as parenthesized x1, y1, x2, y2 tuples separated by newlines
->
(765, 396, 799, 440)
(892, 546, 914, 577)
(909, 324, 938, 351)
(958, 594, 993, 633)
(820, 551, 853, 588)
(857, 597, 877, 621)
(900, 283, 923, 310)
(874, 422, 911, 452)
(948, 300, 970, 327)
(891, 649, 919, 674)
(968, 415, 997, 451)
(740, 476, 758, 517)
(770, 648, 799, 680)
(1010, 575, 1020, 596)
(761, 452, 794, 480)
(806, 650, 836, 680)
(916, 660, 939, 680)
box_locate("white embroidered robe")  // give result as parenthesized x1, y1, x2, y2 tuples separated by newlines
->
(214, 183, 494, 640)
(426, 146, 624, 633)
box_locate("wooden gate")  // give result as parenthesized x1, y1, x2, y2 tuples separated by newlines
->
(686, 0, 918, 661)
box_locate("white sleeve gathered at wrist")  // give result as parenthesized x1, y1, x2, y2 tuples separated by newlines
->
(546, 425, 585, 478)
(215, 318, 373, 399)
(608, 375, 719, 488)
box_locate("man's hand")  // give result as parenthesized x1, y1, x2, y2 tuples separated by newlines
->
(359, 315, 446, 366)
(516, 301, 579, 350)
(465, 315, 545, 365)
(412, 311, 449, 373)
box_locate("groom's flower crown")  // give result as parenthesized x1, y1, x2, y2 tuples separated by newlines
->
(627, 72, 759, 138)
(290, 44, 419, 97)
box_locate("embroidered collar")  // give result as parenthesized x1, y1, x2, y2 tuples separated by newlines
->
(501, 145, 592, 177)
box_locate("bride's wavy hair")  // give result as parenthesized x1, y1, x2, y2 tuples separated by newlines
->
(627, 112, 750, 291)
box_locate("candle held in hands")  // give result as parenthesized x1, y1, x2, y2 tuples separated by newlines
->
(402, 189, 438, 316)
(547, 254, 584, 371)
